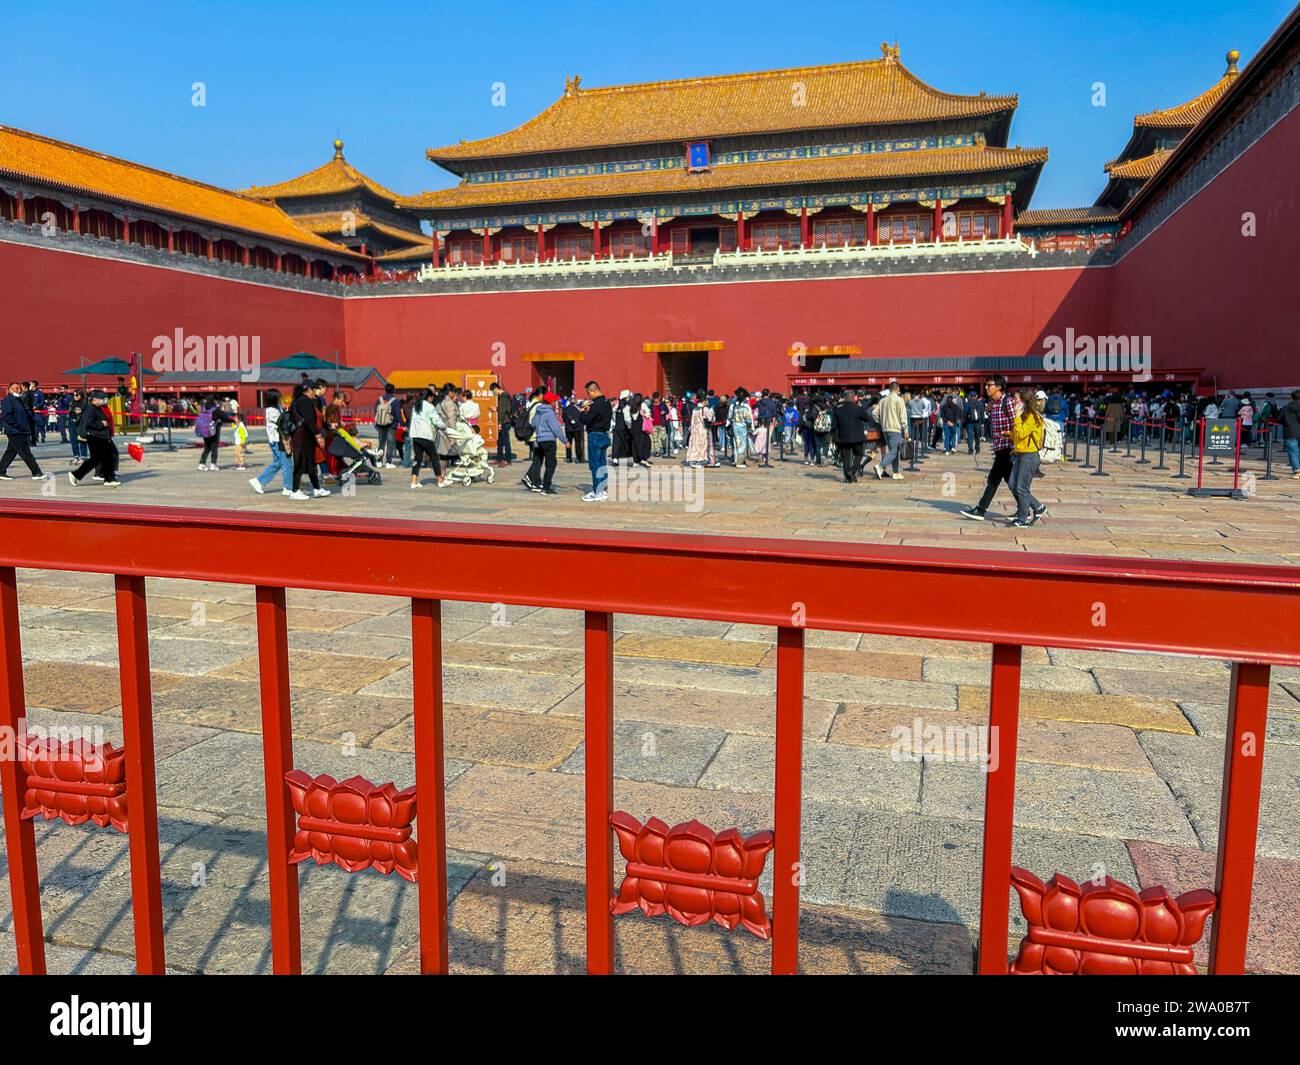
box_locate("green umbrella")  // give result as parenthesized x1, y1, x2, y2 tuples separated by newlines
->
(263, 353, 340, 372)
(62, 357, 159, 377)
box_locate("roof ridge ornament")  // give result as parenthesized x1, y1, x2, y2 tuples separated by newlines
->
(1225, 48, 1240, 75)
(564, 74, 582, 96)
(333, 138, 344, 158)
(880, 41, 900, 63)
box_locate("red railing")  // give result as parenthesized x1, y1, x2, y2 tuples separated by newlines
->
(1, 500, 1297, 975)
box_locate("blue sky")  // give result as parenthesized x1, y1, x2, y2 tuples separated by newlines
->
(0, 0, 1290, 208)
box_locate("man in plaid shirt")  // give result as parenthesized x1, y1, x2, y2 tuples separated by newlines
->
(962, 375, 1018, 521)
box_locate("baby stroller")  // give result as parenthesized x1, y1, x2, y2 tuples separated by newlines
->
(327, 426, 383, 487)
(443, 422, 495, 486)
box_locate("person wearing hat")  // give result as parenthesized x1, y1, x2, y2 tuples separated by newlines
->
(524, 391, 567, 495)
(0, 381, 47, 481)
(67, 391, 121, 487)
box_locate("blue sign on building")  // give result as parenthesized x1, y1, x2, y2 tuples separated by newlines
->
(686, 141, 711, 171)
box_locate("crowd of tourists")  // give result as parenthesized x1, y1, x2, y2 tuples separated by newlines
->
(2, 376, 1298, 502)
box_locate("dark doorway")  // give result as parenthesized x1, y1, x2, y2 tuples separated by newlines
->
(689, 227, 720, 256)
(532, 361, 575, 395)
(657, 352, 709, 396)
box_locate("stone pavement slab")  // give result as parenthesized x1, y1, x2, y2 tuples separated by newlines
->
(957, 686, 1194, 733)
(557, 718, 726, 786)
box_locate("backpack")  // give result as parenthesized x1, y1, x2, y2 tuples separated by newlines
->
(1045, 396, 1063, 416)
(813, 409, 832, 433)
(375, 397, 393, 426)
(1041, 418, 1062, 463)
(513, 404, 535, 442)
(194, 409, 214, 438)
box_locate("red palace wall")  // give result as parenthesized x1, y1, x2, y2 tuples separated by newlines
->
(1108, 104, 1300, 389)
(345, 266, 1113, 395)
(0, 241, 345, 384)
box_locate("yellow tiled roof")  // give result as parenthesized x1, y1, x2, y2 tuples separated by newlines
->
(1014, 206, 1120, 227)
(1135, 53, 1241, 128)
(288, 210, 426, 246)
(242, 140, 403, 201)
(403, 145, 1046, 210)
(427, 49, 1016, 162)
(0, 125, 363, 257)
(378, 241, 435, 263)
(1104, 149, 1172, 180)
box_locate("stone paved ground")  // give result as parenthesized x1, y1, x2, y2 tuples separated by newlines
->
(0, 433, 1296, 974)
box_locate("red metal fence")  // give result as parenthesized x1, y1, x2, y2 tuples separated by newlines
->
(1, 500, 1297, 975)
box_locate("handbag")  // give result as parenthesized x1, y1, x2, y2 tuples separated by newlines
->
(900, 439, 916, 461)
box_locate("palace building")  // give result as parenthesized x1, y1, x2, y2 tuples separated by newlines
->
(242, 140, 430, 262)
(402, 44, 1045, 268)
(1, 7, 1297, 396)
(1015, 51, 1244, 252)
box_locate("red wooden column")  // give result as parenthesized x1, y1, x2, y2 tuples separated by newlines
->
(584, 610, 615, 974)
(166, 225, 174, 252)
(772, 625, 804, 974)
(122, 215, 131, 243)
(1209, 662, 1271, 973)
(977, 642, 1022, 973)
(932, 202, 944, 243)
(0, 567, 45, 974)
(799, 206, 810, 248)
(736, 213, 745, 252)
(241, 245, 250, 266)
(592, 221, 602, 258)
(72, 206, 81, 235)
(1002, 196, 1014, 238)
(535, 225, 545, 262)
(15, 192, 24, 223)
(650, 216, 659, 256)
(206, 237, 213, 260)
(114, 575, 166, 974)
(411, 598, 449, 974)
(274, 252, 281, 272)
(430, 232, 441, 268)
(256, 585, 302, 974)
(866, 205, 877, 245)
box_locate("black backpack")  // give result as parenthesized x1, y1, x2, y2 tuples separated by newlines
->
(1045, 396, 1063, 416)
(513, 405, 535, 442)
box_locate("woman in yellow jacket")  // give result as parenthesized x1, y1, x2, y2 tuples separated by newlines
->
(1009, 391, 1048, 528)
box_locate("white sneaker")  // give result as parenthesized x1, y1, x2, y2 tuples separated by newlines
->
(410, 482, 422, 489)
(288, 490, 310, 500)
(891, 473, 904, 480)
(595, 492, 609, 502)
(249, 478, 265, 494)
(281, 488, 294, 496)
(582, 491, 597, 502)
(67, 472, 79, 486)
(312, 488, 331, 498)
(197, 464, 207, 471)
(873, 465, 884, 480)
(91, 475, 105, 482)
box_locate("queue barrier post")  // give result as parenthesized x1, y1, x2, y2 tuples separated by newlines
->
(1154, 419, 1168, 470)
(1092, 423, 1109, 477)
(1081, 421, 1094, 470)
(1136, 420, 1150, 464)
(1174, 417, 1191, 479)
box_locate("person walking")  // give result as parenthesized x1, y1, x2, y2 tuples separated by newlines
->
(730, 389, 754, 468)
(525, 391, 566, 495)
(580, 380, 612, 502)
(66, 392, 120, 487)
(685, 395, 717, 469)
(0, 382, 46, 480)
(492, 382, 516, 465)
(872, 382, 909, 480)
(963, 391, 985, 454)
(435, 384, 461, 471)
(832, 390, 871, 483)
(562, 394, 585, 464)
(374, 383, 399, 467)
(249, 388, 293, 495)
(409, 389, 446, 489)
(939, 393, 962, 454)
(287, 382, 329, 499)
(195, 395, 224, 470)
(961, 375, 1019, 521)
(1281, 389, 1300, 478)
(1008, 390, 1049, 528)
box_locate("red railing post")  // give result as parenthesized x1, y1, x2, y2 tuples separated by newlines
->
(1209, 661, 1270, 974)
(977, 642, 1022, 974)
(0, 567, 45, 974)
(772, 625, 805, 975)
(411, 597, 449, 974)
(255, 585, 301, 973)
(585, 610, 615, 974)
(114, 574, 166, 973)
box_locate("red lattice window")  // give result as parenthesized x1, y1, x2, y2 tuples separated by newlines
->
(669, 229, 690, 255)
(718, 229, 738, 253)
(608, 229, 649, 257)
(752, 222, 801, 250)
(811, 218, 866, 246)
(448, 240, 483, 265)
(553, 234, 593, 259)
(957, 211, 1001, 238)
(499, 235, 537, 262)
(877, 213, 933, 243)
